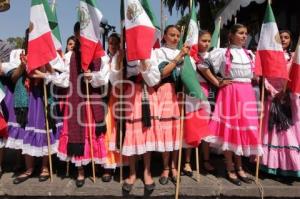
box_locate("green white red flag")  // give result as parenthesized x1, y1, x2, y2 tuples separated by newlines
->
(255, 3, 288, 79)
(124, 0, 156, 61)
(79, 0, 105, 72)
(27, 0, 57, 73)
(140, 0, 161, 49)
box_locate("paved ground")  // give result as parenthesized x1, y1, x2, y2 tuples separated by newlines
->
(0, 151, 300, 198)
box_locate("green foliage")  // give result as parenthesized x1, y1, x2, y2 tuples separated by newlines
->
(6, 37, 24, 49)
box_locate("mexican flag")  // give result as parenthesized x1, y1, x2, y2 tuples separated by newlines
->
(180, 0, 205, 100)
(211, 17, 221, 49)
(185, 0, 198, 62)
(124, 0, 156, 61)
(79, 0, 105, 72)
(289, 36, 300, 93)
(140, 0, 161, 49)
(255, 3, 288, 79)
(27, 0, 57, 73)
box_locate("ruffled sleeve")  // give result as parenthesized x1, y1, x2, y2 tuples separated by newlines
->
(90, 55, 110, 88)
(203, 48, 226, 74)
(45, 51, 71, 88)
(139, 49, 161, 87)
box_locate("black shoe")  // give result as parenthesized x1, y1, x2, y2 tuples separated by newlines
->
(76, 178, 85, 188)
(226, 172, 242, 186)
(39, 175, 50, 182)
(203, 160, 217, 175)
(170, 175, 180, 185)
(159, 176, 169, 185)
(102, 174, 112, 182)
(122, 181, 134, 193)
(13, 173, 32, 184)
(144, 182, 155, 193)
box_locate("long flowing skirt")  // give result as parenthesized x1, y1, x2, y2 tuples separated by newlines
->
(122, 83, 161, 156)
(57, 98, 107, 167)
(5, 85, 61, 157)
(208, 82, 263, 156)
(260, 93, 300, 177)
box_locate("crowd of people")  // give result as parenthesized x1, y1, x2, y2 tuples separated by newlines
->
(0, 21, 299, 194)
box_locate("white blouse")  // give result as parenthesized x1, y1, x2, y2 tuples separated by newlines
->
(206, 46, 255, 82)
(45, 51, 110, 88)
(109, 51, 161, 87)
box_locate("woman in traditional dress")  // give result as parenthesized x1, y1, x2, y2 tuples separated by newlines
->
(150, 25, 188, 185)
(34, 22, 109, 187)
(260, 30, 300, 179)
(4, 30, 63, 184)
(110, 34, 161, 193)
(205, 24, 263, 186)
(182, 30, 225, 177)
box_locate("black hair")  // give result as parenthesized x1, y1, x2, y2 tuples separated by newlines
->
(108, 33, 120, 44)
(228, 23, 247, 45)
(74, 22, 80, 35)
(199, 30, 211, 38)
(161, 25, 181, 44)
(65, 36, 76, 53)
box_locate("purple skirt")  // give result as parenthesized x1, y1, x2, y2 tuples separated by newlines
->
(3, 84, 62, 157)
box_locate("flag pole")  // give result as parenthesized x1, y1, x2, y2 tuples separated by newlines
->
(119, 0, 125, 184)
(255, 0, 272, 183)
(160, 0, 164, 38)
(175, 26, 186, 199)
(255, 78, 265, 182)
(43, 82, 53, 183)
(85, 80, 96, 183)
(175, 88, 185, 199)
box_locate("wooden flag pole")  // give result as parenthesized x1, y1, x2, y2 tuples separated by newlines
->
(255, 78, 265, 182)
(43, 83, 53, 183)
(85, 80, 96, 183)
(175, 88, 185, 199)
(175, 26, 186, 199)
(119, 2, 125, 182)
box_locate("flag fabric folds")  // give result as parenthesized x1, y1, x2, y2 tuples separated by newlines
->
(79, 0, 105, 71)
(255, 3, 288, 79)
(27, 0, 57, 73)
(124, 0, 156, 61)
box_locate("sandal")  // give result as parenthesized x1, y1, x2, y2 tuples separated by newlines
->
(159, 168, 169, 185)
(236, 167, 252, 184)
(182, 162, 193, 177)
(39, 168, 50, 182)
(226, 170, 241, 186)
(170, 168, 180, 184)
(13, 171, 33, 184)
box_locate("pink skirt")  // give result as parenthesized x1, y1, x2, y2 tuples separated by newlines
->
(208, 82, 263, 156)
(184, 83, 211, 148)
(57, 99, 107, 167)
(122, 83, 161, 156)
(260, 93, 300, 177)
(156, 82, 180, 152)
